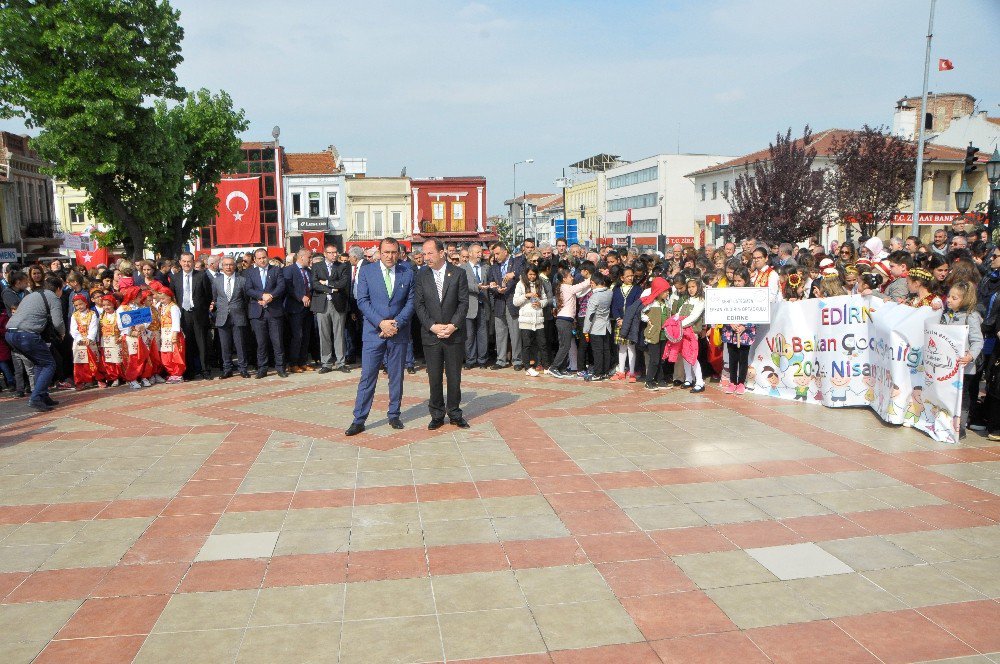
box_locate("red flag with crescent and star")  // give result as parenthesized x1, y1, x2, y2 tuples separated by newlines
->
(301, 231, 325, 253)
(75, 247, 109, 269)
(215, 178, 260, 246)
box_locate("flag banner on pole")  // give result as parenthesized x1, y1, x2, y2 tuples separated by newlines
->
(938, 58, 954, 71)
(75, 247, 109, 268)
(301, 231, 325, 252)
(117, 307, 153, 329)
(215, 177, 261, 246)
(747, 296, 963, 443)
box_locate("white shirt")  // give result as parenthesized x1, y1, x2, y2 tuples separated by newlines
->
(182, 270, 193, 310)
(431, 264, 447, 301)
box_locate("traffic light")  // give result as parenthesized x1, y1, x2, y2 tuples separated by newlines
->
(580, 204, 585, 219)
(965, 143, 980, 173)
(845, 222, 854, 244)
(625, 235, 632, 248)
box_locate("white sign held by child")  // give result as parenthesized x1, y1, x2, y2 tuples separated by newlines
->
(705, 287, 771, 325)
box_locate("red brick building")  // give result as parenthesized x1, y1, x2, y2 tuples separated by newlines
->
(410, 177, 494, 244)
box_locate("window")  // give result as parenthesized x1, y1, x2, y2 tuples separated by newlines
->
(432, 202, 446, 221)
(452, 202, 464, 221)
(608, 165, 658, 189)
(68, 203, 84, 225)
(355, 210, 366, 232)
(701, 185, 706, 201)
(712, 182, 717, 200)
(391, 211, 403, 234)
(723, 180, 729, 198)
(308, 192, 320, 216)
(291, 193, 301, 216)
(606, 193, 658, 212)
(372, 210, 384, 234)
(328, 192, 337, 216)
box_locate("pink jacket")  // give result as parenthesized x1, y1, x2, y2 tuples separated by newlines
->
(662, 320, 698, 366)
(554, 279, 591, 318)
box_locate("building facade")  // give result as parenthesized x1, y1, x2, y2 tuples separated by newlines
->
(0, 131, 60, 259)
(54, 181, 93, 236)
(344, 176, 412, 250)
(282, 148, 347, 252)
(892, 93, 977, 141)
(564, 178, 599, 247)
(410, 177, 492, 244)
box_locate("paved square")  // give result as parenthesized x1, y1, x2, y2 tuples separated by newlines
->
(1, 368, 999, 662)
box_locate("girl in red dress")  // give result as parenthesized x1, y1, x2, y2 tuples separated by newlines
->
(151, 283, 186, 383)
(70, 294, 103, 388)
(117, 285, 152, 389)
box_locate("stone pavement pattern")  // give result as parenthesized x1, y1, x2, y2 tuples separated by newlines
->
(1, 369, 999, 663)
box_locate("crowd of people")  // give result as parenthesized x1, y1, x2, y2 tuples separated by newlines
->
(2, 219, 998, 441)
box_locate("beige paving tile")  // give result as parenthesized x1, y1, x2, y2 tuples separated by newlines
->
(532, 599, 643, 650)
(417, 498, 489, 522)
(422, 518, 498, 547)
(749, 494, 832, 519)
(863, 565, 987, 606)
(935, 558, 1000, 597)
(4, 521, 88, 546)
(274, 527, 350, 556)
(0, 600, 81, 643)
(250, 584, 345, 626)
(747, 543, 854, 580)
(690, 499, 770, 525)
(607, 486, 679, 508)
(197, 532, 279, 562)
(343, 577, 436, 620)
(492, 514, 570, 541)
(348, 523, 424, 551)
(440, 607, 546, 660)
(136, 628, 245, 664)
(674, 550, 779, 589)
(863, 485, 947, 509)
(818, 536, 924, 571)
(0, 640, 46, 664)
(214, 510, 288, 535)
(38, 538, 133, 569)
(811, 489, 893, 514)
(432, 570, 525, 613)
(0, 543, 62, 572)
(280, 507, 352, 531)
(340, 615, 442, 664)
(707, 581, 826, 629)
(666, 482, 740, 504)
(785, 573, 905, 618)
(624, 504, 706, 530)
(483, 495, 555, 518)
(885, 530, 996, 563)
(153, 590, 258, 633)
(516, 564, 617, 606)
(237, 623, 342, 664)
(352, 503, 420, 527)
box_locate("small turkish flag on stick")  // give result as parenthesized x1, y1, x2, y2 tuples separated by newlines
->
(938, 58, 954, 71)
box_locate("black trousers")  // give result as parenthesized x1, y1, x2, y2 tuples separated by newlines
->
(645, 340, 664, 383)
(250, 316, 285, 372)
(552, 318, 575, 371)
(590, 333, 611, 376)
(181, 311, 210, 376)
(576, 317, 590, 371)
(216, 321, 247, 373)
(424, 340, 464, 421)
(520, 328, 547, 368)
(286, 309, 313, 366)
(728, 343, 750, 385)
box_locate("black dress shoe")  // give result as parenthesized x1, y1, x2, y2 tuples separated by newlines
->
(276, 369, 289, 378)
(690, 385, 706, 393)
(201, 371, 212, 381)
(345, 422, 365, 436)
(388, 418, 404, 430)
(464, 363, 475, 370)
(42, 396, 59, 406)
(240, 370, 250, 378)
(428, 419, 445, 430)
(219, 370, 233, 380)
(406, 366, 416, 375)
(337, 366, 351, 373)
(450, 417, 471, 429)
(318, 367, 332, 374)
(255, 370, 267, 379)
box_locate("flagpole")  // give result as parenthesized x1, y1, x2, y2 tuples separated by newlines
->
(911, 0, 936, 238)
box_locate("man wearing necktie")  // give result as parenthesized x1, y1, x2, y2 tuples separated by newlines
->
(245, 248, 288, 379)
(310, 244, 352, 374)
(173, 252, 213, 380)
(461, 243, 490, 368)
(282, 248, 316, 373)
(211, 257, 249, 378)
(347, 238, 415, 436)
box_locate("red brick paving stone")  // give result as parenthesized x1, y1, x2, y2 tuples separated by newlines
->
(650, 527, 738, 556)
(590, 471, 658, 490)
(880, 465, 957, 486)
(647, 467, 711, 486)
(958, 499, 1000, 521)
(0, 571, 28, 600)
(0, 503, 46, 525)
(534, 475, 601, 494)
(558, 508, 640, 536)
(700, 464, 765, 482)
(550, 642, 661, 663)
(746, 620, 879, 664)
(346, 547, 428, 582)
(56, 595, 170, 638)
(919, 600, 1000, 653)
(651, 631, 770, 663)
(597, 558, 696, 597)
(906, 504, 994, 529)
(917, 481, 998, 504)
(522, 460, 586, 477)
(30, 501, 109, 523)
(846, 508, 936, 535)
(835, 609, 976, 664)
(122, 536, 205, 565)
(619, 591, 736, 640)
(576, 532, 663, 563)
(90, 562, 188, 598)
(190, 463, 252, 481)
(751, 459, 816, 477)
(944, 448, 1000, 462)
(177, 558, 267, 593)
(34, 635, 145, 664)
(716, 521, 805, 549)
(781, 514, 870, 542)
(96, 498, 168, 520)
(289, 488, 354, 509)
(263, 553, 348, 588)
(226, 491, 293, 512)
(544, 491, 619, 514)
(160, 494, 232, 516)
(801, 456, 866, 473)
(504, 537, 588, 569)
(5, 567, 110, 603)
(416, 481, 479, 502)
(178, 477, 244, 496)
(476, 478, 539, 498)
(355, 484, 418, 505)
(427, 542, 509, 576)
(142, 513, 219, 539)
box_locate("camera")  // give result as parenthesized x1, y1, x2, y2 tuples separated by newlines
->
(861, 272, 883, 290)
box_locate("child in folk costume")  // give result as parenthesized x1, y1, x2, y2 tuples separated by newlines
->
(70, 294, 102, 388)
(97, 293, 124, 387)
(151, 283, 186, 383)
(139, 287, 166, 384)
(117, 282, 153, 389)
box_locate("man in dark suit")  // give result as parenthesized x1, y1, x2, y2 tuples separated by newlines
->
(283, 248, 315, 373)
(461, 242, 490, 368)
(311, 244, 351, 374)
(414, 239, 470, 429)
(245, 248, 288, 379)
(486, 242, 523, 370)
(346, 237, 415, 436)
(211, 256, 250, 378)
(173, 251, 214, 380)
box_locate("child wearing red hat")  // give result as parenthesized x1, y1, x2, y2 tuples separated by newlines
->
(152, 285, 186, 383)
(70, 294, 102, 388)
(139, 287, 165, 384)
(97, 293, 124, 387)
(117, 286, 152, 389)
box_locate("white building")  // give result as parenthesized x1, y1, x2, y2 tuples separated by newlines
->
(928, 111, 1000, 152)
(282, 148, 352, 250)
(601, 153, 733, 249)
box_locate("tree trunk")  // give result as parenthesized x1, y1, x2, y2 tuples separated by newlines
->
(94, 178, 146, 260)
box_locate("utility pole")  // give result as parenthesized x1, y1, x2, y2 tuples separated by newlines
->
(911, 0, 936, 237)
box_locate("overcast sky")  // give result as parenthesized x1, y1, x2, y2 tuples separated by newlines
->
(3, 0, 999, 214)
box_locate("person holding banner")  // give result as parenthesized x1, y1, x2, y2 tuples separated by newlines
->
(721, 267, 756, 395)
(117, 284, 152, 390)
(941, 282, 984, 439)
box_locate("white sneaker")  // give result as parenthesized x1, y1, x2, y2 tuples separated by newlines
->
(153, 375, 166, 384)
(129, 380, 142, 390)
(141, 378, 152, 387)
(526, 368, 540, 377)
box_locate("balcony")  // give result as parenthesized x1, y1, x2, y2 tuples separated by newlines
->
(21, 218, 58, 239)
(348, 230, 408, 241)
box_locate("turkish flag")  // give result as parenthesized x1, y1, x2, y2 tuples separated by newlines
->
(301, 231, 325, 253)
(75, 247, 109, 269)
(938, 58, 954, 71)
(626, 208, 633, 227)
(215, 178, 260, 246)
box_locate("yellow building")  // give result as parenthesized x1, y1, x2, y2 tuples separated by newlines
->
(54, 180, 93, 235)
(343, 176, 411, 247)
(564, 178, 599, 246)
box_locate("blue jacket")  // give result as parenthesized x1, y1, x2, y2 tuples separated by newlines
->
(282, 263, 312, 314)
(356, 261, 415, 342)
(611, 284, 641, 321)
(245, 265, 286, 319)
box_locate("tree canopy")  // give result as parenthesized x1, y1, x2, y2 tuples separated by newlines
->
(0, 0, 247, 258)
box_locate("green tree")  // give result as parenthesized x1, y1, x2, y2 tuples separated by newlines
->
(0, 0, 246, 258)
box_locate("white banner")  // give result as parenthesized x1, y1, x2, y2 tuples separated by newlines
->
(0, 248, 18, 262)
(705, 287, 771, 325)
(747, 296, 964, 443)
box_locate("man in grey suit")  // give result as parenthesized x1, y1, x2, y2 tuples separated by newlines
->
(211, 256, 250, 378)
(311, 244, 351, 374)
(461, 243, 490, 368)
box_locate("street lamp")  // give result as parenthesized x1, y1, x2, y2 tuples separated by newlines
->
(513, 159, 533, 247)
(986, 148, 1000, 239)
(955, 179, 974, 214)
